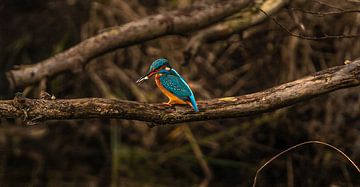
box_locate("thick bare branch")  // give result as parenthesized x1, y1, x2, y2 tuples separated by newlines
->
(1, 58, 359, 125)
(5, 0, 251, 89)
(184, 0, 289, 64)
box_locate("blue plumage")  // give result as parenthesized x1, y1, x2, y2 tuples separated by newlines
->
(146, 58, 170, 74)
(158, 69, 199, 112)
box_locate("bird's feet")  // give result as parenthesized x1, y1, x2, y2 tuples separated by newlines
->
(163, 99, 186, 106)
(162, 102, 175, 112)
(162, 102, 173, 106)
(162, 100, 187, 111)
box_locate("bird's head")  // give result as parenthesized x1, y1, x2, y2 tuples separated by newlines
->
(136, 58, 172, 84)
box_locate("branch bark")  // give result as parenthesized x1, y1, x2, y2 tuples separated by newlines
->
(184, 0, 289, 64)
(5, 0, 251, 89)
(1, 58, 359, 125)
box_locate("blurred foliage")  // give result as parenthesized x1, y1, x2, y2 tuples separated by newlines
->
(0, 0, 359, 186)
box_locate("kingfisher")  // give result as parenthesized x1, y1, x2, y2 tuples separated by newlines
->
(136, 58, 199, 112)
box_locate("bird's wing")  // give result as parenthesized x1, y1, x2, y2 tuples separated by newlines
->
(160, 74, 192, 101)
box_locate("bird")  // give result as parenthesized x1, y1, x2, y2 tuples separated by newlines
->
(136, 58, 199, 112)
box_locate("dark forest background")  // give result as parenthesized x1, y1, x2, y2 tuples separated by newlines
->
(0, 0, 359, 186)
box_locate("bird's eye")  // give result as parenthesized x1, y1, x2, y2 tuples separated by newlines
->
(165, 67, 171, 71)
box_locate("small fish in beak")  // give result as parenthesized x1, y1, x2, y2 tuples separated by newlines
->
(136, 75, 149, 84)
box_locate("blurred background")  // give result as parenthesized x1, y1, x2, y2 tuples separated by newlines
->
(0, 0, 359, 186)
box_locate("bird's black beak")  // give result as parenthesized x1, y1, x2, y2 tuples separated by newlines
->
(136, 70, 157, 84)
(136, 75, 149, 84)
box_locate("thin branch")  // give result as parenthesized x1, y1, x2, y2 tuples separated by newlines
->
(5, 0, 251, 89)
(183, 0, 289, 65)
(259, 8, 360, 40)
(289, 8, 360, 17)
(184, 126, 213, 187)
(313, 0, 345, 11)
(0, 58, 359, 125)
(252, 140, 360, 187)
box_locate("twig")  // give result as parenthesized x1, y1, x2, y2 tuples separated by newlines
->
(252, 140, 360, 187)
(183, 0, 289, 65)
(259, 8, 360, 40)
(289, 8, 360, 17)
(184, 126, 213, 187)
(313, 0, 345, 11)
(87, 62, 119, 100)
(160, 111, 286, 162)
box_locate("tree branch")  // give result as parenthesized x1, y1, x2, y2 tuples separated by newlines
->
(183, 0, 289, 64)
(5, 0, 251, 89)
(259, 8, 360, 40)
(289, 8, 360, 17)
(1, 58, 359, 125)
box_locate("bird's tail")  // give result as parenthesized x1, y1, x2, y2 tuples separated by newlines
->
(187, 95, 199, 112)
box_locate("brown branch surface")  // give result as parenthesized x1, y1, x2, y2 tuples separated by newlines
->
(184, 0, 289, 64)
(1, 58, 359, 125)
(6, 0, 251, 89)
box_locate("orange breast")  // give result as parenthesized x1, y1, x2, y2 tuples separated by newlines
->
(155, 74, 187, 104)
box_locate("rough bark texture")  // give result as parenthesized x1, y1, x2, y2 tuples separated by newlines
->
(6, 0, 251, 89)
(1, 58, 359, 125)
